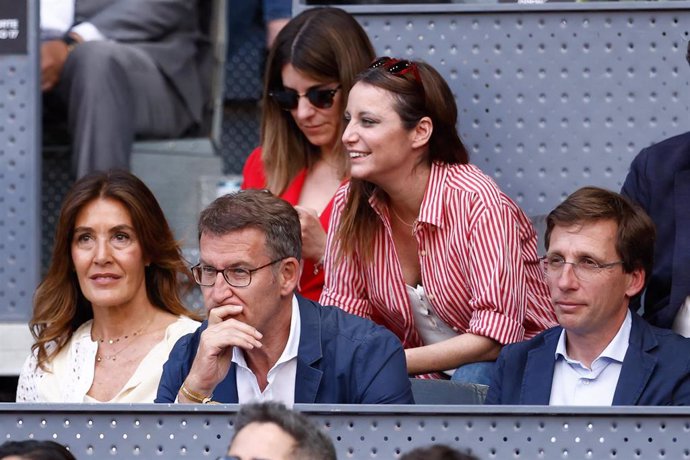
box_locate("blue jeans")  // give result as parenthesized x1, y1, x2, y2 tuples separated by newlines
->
(451, 361, 495, 386)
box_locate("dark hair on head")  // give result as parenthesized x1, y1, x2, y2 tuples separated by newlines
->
(231, 402, 336, 460)
(336, 58, 469, 263)
(260, 7, 375, 195)
(198, 189, 302, 261)
(30, 170, 200, 371)
(353, 58, 469, 167)
(401, 444, 479, 460)
(545, 186, 655, 288)
(0, 440, 76, 460)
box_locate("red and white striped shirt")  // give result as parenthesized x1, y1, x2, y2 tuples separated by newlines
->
(321, 162, 556, 351)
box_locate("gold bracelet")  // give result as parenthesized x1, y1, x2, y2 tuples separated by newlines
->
(179, 383, 214, 404)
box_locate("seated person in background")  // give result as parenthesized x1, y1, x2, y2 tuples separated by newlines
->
(321, 57, 557, 383)
(156, 190, 413, 404)
(263, 0, 291, 49)
(486, 187, 690, 406)
(17, 171, 201, 402)
(401, 445, 479, 460)
(0, 440, 75, 460)
(241, 7, 375, 301)
(620, 41, 690, 333)
(41, 0, 207, 177)
(223, 402, 336, 460)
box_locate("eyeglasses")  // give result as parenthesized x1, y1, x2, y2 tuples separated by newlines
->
(540, 255, 624, 282)
(192, 258, 286, 288)
(269, 85, 341, 111)
(369, 56, 423, 87)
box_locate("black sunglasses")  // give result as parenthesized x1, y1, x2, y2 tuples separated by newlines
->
(269, 85, 341, 111)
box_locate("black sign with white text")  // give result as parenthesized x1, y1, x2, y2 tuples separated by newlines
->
(0, 0, 27, 55)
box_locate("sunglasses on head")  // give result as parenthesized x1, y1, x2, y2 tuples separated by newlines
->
(269, 85, 342, 111)
(369, 57, 423, 87)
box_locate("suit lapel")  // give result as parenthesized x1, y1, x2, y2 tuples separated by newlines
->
(293, 297, 323, 403)
(215, 365, 239, 403)
(521, 331, 558, 404)
(612, 314, 657, 405)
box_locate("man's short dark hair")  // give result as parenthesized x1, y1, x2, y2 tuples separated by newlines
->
(198, 189, 302, 261)
(0, 440, 76, 460)
(401, 444, 479, 460)
(544, 186, 655, 282)
(230, 402, 336, 460)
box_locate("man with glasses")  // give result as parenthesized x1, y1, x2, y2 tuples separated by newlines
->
(222, 402, 335, 460)
(486, 187, 690, 405)
(156, 189, 413, 404)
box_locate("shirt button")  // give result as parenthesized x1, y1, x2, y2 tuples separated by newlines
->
(581, 379, 590, 385)
(420, 250, 427, 257)
(452, 326, 459, 332)
(428, 293, 435, 301)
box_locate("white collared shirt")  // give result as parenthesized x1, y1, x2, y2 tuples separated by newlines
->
(233, 295, 300, 407)
(40, 0, 105, 41)
(549, 310, 632, 406)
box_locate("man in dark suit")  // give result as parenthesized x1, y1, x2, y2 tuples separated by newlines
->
(486, 187, 690, 406)
(156, 190, 414, 404)
(620, 42, 690, 330)
(41, 0, 207, 176)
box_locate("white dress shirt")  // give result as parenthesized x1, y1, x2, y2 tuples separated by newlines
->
(549, 310, 631, 406)
(233, 295, 300, 407)
(40, 0, 105, 41)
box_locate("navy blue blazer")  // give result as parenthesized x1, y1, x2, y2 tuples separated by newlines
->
(621, 131, 690, 328)
(156, 296, 414, 404)
(485, 312, 690, 405)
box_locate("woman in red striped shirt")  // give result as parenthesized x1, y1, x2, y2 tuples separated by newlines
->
(321, 58, 557, 383)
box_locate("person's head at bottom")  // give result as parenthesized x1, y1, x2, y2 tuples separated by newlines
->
(222, 402, 336, 460)
(401, 444, 479, 460)
(0, 440, 75, 460)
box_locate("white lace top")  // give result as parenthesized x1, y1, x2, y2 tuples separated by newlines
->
(16, 316, 200, 403)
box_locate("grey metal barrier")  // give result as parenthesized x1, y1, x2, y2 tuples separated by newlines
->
(295, 1, 690, 217)
(0, 0, 40, 375)
(4, 404, 690, 459)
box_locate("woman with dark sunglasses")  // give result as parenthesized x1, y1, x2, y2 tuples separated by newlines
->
(241, 7, 375, 302)
(321, 58, 557, 383)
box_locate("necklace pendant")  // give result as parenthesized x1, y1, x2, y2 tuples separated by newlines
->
(108, 339, 114, 344)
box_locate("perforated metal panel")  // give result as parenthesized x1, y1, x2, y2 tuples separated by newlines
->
(5, 404, 690, 459)
(297, 2, 690, 216)
(0, 0, 40, 321)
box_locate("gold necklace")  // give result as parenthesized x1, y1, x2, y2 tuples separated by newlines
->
(95, 315, 155, 363)
(93, 325, 146, 345)
(390, 205, 417, 229)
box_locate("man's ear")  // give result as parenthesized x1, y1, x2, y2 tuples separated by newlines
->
(625, 267, 646, 299)
(411, 116, 433, 150)
(278, 257, 301, 296)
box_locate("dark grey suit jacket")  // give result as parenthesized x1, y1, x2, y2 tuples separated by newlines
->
(74, 0, 208, 124)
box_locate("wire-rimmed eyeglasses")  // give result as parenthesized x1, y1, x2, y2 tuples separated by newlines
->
(192, 258, 286, 288)
(540, 254, 624, 281)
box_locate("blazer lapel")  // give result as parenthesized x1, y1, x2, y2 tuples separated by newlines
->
(294, 297, 323, 403)
(612, 314, 657, 405)
(521, 332, 558, 404)
(215, 365, 239, 403)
